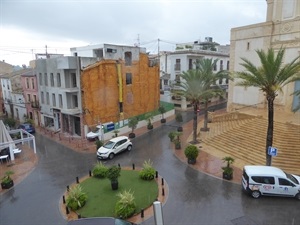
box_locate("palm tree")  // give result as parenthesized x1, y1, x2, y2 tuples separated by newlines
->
(234, 47, 300, 166)
(195, 58, 229, 131)
(176, 69, 214, 143)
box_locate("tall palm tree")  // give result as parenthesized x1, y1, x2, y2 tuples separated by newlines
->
(234, 47, 300, 166)
(176, 69, 216, 143)
(195, 58, 229, 131)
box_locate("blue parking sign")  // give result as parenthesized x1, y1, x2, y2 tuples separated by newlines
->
(268, 146, 278, 156)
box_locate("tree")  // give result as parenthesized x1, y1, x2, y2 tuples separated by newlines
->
(128, 117, 139, 134)
(176, 69, 211, 143)
(234, 47, 300, 166)
(194, 58, 229, 131)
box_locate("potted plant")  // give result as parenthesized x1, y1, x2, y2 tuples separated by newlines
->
(144, 112, 154, 130)
(112, 129, 120, 138)
(222, 156, 235, 180)
(184, 145, 199, 164)
(1, 170, 14, 189)
(95, 139, 104, 151)
(173, 131, 182, 149)
(175, 112, 183, 132)
(128, 117, 139, 138)
(106, 165, 121, 190)
(158, 105, 166, 123)
(168, 131, 176, 142)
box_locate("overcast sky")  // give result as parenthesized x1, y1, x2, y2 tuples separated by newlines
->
(0, 0, 267, 66)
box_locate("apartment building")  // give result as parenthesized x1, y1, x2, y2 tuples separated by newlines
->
(228, 0, 300, 112)
(0, 61, 14, 116)
(35, 56, 97, 136)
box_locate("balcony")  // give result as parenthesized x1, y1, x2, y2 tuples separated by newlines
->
(31, 101, 40, 109)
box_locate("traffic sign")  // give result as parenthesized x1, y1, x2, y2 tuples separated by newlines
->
(268, 146, 278, 156)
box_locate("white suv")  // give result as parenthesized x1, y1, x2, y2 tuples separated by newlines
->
(97, 136, 132, 159)
(242, 165, 300, 200)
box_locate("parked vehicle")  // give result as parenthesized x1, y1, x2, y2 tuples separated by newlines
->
(67, 217, 135, 225)
(86, 125, 102, 140)
(242, 165, 300, 200)
(97, 136, 132, 160)
(18, 123, 35, 134)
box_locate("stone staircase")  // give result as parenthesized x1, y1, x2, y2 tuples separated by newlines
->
(201, 112, 300, 175)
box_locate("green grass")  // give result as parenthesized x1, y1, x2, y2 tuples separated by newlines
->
(77, 170, 158, 218)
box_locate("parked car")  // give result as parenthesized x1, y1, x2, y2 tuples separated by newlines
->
(242, 165, 300, 200)
(86, 125, 102, 140)
(67, 217, 135, 225)
(18, 123, 35, 134)
(97, 136, 132, 160)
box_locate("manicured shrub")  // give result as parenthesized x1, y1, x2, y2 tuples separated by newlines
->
(92, 162, 108, 178)
(115, 190, 136, 219)
(139, 159, 156, 180)
(66, 185, 88, 211)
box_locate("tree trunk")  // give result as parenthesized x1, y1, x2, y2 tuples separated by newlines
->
(192, 103, 198, 143)
(266, 97, 275, 166)
(201, 101, 209, 131)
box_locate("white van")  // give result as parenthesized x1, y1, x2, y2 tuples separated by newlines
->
(242, 165, 300, 200)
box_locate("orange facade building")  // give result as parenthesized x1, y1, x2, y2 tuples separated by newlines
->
(81, 53, 160, 127)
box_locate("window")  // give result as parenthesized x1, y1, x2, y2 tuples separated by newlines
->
(26, 78, 30, 89)
(71, 73, 77, 87)
(220, 60, 223, 70)
(29, 112, 33, 119)
(279, 178, 294, 186)
(59, 94, 63, 107)
(247, 42, 250, 50)
(50, 73, 54, 87)
(44, 73, 48, 86)
(189, 59, 193, 70)
(39, 73, 42, 85)
(125, 52, 132, 66)
(219, 78, 223, 85)
(225, 78, 229, 84)
(57, 73, 61, 87)
(27, 94, 31, 103)
(32, 78, 35, 89)
(175, 59, 181, 71)
(46, 92, 49, 104)
(73, 95, 78, 108)
(164, 79, 168, 85)
(252, 176, 275, 184)
(126, 73, 132, 85)
(41, 92, 44, 104)
(175, 74, 180, 83)
(52, 93, 56, 107)
(213, 63, 217, 71)
(227, 61, 229, 70)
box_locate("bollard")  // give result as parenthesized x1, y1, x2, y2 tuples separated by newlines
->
(63, 195, 66, 204)
(132, 163, 135, 170)
(89, 170, 92, 177)
(76, 177, 79, 184)
(118, 163, 121, 168)
(162, 188, 165, 196)
(66, 206, 69, 214)
(155, 171, 158, 178)
(141, 208, 144, 218)
(161, 178, 164, 186)
(67, 185, 70, 192)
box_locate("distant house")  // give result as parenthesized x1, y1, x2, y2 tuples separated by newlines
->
(0, 68, 33, 122)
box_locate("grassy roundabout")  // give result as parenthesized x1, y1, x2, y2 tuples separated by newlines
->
(75, 170, 158, 218)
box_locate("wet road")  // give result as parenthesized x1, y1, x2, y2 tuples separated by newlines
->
(0, 109, 299, 225)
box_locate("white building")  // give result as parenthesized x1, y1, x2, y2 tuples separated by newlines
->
(160, 38, 230, 109)
(228, 0, 300, 112)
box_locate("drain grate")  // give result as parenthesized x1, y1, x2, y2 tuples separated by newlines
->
(231, 216, 259, 225)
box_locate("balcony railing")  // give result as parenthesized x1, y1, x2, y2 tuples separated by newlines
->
(174, 63, 181, 71)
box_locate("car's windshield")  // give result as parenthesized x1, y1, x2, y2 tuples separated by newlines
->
(103, 141, 115, 149)
(285, 172, 299, 184)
